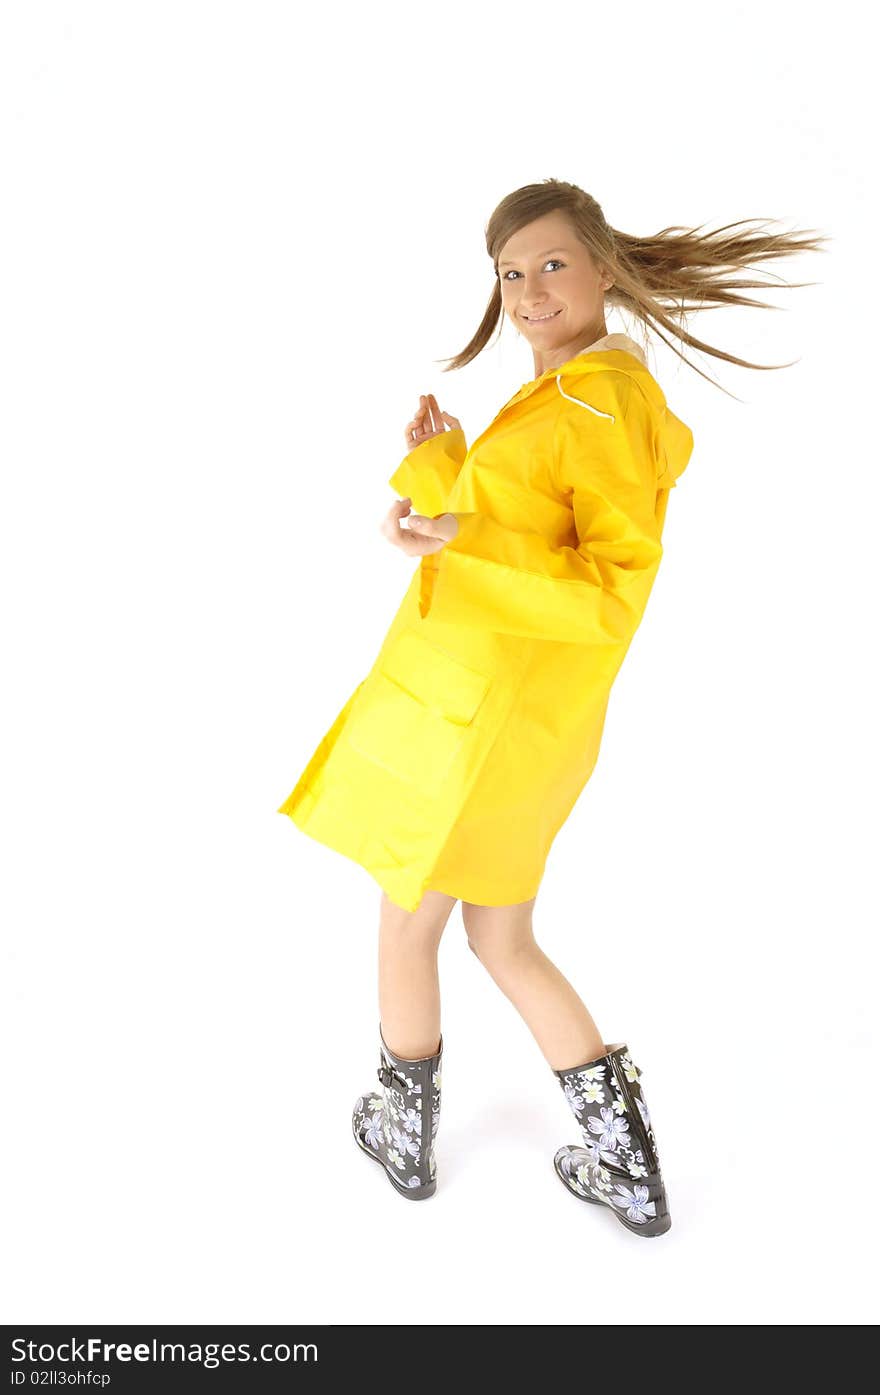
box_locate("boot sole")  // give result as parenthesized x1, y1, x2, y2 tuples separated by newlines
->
(352, 1111, 437, 1200)
(553, 1157, 671, 1237)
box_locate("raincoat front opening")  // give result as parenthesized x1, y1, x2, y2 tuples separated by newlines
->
(278, 333, 694, 911)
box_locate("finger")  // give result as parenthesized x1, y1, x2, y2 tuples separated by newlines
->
(383, 498, 411, 526)
(404, 399, 423, 447)
(380, 497, 410, 538)
(405, 514, 445, 542)
(427, 393, 442, 433)
(411, 395, 430, 446)
(398, 532, 447, 556)
(383, 515, 445, 556)
(413, 515, 455, 543)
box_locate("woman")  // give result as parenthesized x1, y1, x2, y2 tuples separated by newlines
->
(277, 180, 826, 1235)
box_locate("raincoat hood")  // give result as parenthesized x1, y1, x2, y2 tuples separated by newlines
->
(544, 332, 693, 493)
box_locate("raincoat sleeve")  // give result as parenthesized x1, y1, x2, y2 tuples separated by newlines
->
(416, 372, 664, 646)
(388, 428, 468, 519)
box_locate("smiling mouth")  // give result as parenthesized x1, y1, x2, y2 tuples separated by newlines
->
(521, 309, 562, 322)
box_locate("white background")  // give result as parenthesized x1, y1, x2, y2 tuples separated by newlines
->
(1, 0, 876, 1326)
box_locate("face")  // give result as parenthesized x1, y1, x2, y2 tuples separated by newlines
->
(497, 210, 614, 374)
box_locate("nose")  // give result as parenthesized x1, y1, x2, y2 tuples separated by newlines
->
(518, 282, 554, 314)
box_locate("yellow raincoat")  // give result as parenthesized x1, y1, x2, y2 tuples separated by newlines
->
(277, 333, 694, 911)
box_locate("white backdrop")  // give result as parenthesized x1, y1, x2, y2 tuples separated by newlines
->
(1, 0, 875, 1326)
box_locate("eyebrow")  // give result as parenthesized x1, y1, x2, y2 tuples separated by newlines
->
(498, 246, 570, 268)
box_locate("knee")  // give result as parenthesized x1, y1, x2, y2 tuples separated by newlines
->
(462, 910, 537, 982)
(467, 935, 534, 984)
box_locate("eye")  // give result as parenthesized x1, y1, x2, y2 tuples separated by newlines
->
(502, 258, 564, 282)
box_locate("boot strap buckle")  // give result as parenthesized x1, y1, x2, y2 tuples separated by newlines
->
(377, 1064, 406, 1092)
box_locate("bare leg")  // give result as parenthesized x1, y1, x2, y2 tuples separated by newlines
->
(378, 888, 458, 1060)
(461, 895, 605, 1071)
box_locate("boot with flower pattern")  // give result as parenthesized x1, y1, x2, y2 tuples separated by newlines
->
(553, 1041, 671, 1237)
(351, 1024, 443, 1200)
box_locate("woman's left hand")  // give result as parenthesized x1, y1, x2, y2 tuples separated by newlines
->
(406, 512, 459, 545)
(381, 501, 459, 556)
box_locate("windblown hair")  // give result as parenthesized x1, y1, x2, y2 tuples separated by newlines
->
(440, 179, 830, 395)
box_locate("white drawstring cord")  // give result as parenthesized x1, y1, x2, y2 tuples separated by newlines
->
(555, 374, 616, 422)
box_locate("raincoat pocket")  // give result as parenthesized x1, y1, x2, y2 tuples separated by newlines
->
(343, 629, 491, 790)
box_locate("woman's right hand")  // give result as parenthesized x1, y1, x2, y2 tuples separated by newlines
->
(403, 393, 462, 453)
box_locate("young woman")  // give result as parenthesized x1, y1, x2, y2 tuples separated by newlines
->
(277, 180, 825, 1235)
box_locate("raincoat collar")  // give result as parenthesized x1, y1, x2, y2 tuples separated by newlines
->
(573, 331, 648, 367)
(503, 332, 648, 408)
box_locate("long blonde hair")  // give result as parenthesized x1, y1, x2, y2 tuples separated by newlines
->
(440, 179, 830, 395)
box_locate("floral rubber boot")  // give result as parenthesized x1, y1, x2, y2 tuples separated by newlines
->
(553, 1041, 671, 1237)
(351, 1024, 443, 1200)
